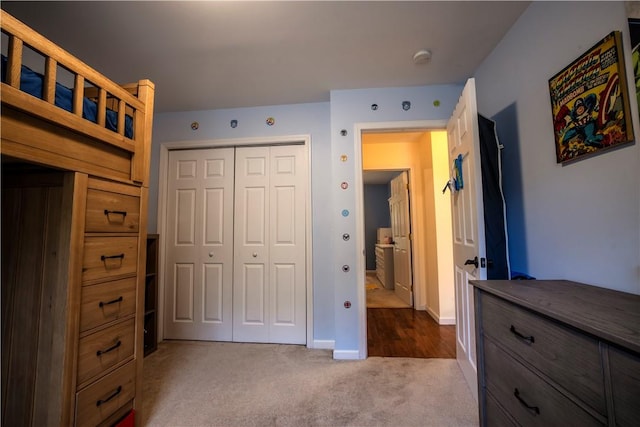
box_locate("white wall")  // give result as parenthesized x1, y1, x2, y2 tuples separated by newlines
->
(474, 1, 640, 294)
(149, 102, 336, 342)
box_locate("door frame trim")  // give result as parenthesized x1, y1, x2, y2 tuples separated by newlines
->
(354, 120, 446, 358)
(157, 135, 313, 347)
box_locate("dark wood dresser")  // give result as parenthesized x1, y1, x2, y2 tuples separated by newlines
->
(470, 279, 640, 426)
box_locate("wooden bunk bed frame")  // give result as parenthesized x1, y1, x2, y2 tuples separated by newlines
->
(1, 10, 154, 426)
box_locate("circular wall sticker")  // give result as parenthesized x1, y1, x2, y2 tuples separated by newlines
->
(342, 233, 350, 241)
(341, 209, 349, 217)
(191, 121, 199, 130)
(344, 301, 352, 309)
(266, 117, 275, 126)
(340, 182, 349, 190)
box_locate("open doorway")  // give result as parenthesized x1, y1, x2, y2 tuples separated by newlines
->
(359, 127, 456, 358)
(363, 168, 411, 309)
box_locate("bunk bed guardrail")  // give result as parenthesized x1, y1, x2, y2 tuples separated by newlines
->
(0, 10, 154, 184)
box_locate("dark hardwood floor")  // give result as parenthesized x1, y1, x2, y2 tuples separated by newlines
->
(367, 308, 456, 358)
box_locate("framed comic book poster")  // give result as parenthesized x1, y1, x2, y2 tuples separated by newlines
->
(549, 31, 634, 164)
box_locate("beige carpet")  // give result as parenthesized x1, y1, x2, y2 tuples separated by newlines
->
(142, 341, 478, 426)
(366, 272, 411, 308)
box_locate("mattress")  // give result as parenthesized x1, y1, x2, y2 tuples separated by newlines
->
(1, 55, 133, 138)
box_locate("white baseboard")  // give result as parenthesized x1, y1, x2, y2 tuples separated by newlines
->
(438, 317, 456, 325)
(312, 339, 335, 350)
(333, 349, 361, 360)
(426, 306, 456, 325)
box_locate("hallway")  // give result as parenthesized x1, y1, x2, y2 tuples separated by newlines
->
(367, 308, 456, 358)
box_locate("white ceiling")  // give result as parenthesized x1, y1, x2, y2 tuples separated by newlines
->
(1, 1, 529, 113)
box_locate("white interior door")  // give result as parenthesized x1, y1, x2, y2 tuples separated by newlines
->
(233, 146, 270, 342)
(268, 145, 307, 344)
(389, 171, 413, 306)
(164, 148, 235, 341)
(447, 78, 485, 401)
(233, 145, 307, 344)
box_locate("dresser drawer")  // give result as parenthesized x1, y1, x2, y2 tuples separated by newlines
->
(484, 338, 602, 426)
(485, 390, 518, 427)
(80, 277, 137, 332)
(76, 360, 135, 427)
(481, 293, 605, 415)
(82, 236, 138, 283)
(85, 187, 140, 233)
(608, 346, 640, 426)
(77, 318, 135, 385)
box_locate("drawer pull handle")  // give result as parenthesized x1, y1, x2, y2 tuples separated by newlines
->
(96, 385, 122, 407)
(104, 209, 127, 220)
(100, 254, 124, 270)
(510, 325, 535, 343)
(514, 388, 540, 415)
(101, 253, 125, 261)
(96, 340, 122, 356)
(99, 296, 124, 308)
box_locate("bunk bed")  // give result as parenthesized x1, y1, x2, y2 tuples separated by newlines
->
(1, 10, 154, 426)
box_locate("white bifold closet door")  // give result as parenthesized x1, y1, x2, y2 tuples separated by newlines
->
(164, 145, 306, 344)
(164, 147, 235, 341)
(233, 145, 306, 343)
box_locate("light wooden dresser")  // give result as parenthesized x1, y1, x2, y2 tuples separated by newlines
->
(2, 170, 147, 426)
(375, 244, 394, 289)
(76, 177, 146, 426)
(470, 279, 640, 427)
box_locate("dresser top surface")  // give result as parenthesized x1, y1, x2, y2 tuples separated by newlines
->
(470, 280, 640, 354)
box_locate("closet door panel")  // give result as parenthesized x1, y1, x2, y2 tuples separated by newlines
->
(233, 147, 270, 342)
(164, 148, 234, 341)
(269, 145, 306, 344)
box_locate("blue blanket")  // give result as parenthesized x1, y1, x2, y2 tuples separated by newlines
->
(1, 55, 133, 138)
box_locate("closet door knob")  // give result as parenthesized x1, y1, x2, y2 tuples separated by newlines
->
(252, 252, 258, 258)
(209, 252, 214, 258)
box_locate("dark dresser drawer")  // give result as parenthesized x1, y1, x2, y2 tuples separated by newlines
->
(608, 346, 640, 426)
(481, 292, 605, 415)
(485, 391, 518, 427)
(484, 338, 602, 427)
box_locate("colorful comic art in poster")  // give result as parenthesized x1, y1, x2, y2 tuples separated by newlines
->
(549, 31, 634, 164)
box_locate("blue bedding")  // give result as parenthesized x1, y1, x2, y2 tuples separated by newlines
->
(1, 55, 133, 138)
